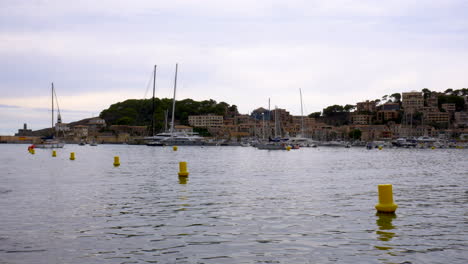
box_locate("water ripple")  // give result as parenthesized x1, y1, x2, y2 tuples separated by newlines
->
(0, 145, 467, 263)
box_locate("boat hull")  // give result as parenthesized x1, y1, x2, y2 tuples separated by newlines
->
(35, 143, 65, 148)
(256, 143, 286, 150)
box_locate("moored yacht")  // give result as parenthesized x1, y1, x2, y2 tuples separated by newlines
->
(35, 83, 65, 149)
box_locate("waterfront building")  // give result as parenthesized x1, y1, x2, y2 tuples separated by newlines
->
(356, 100, 377, 113)
(87, 117, 106, 132)
(381, 102, 400, 111)
(441, 103, 456, 112)
(395, 124, 437, 138)
(234, 114, 251, 125)
(73, 125, 89, 138)
(55, 122, 70, 134)
(351, 114, 373, 125)
(454, 112, 468, 128)
(188, 115, 223, 128)
(402, 91, 424, 113)
(424, 112, 450, 124)
(15, 123, 33, 136)
(270, 108, 293, 124)
(377, 110, 399, 122)
(351, 125, 391, 141)
(426, 95, 438, 108)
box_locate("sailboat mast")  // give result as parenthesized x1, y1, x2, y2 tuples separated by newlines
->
(164, 109, 168, 132)
(170, 63, 178, 135)
(262, 113, 265, 140)
(274, 106, 278, 138)
(151, 65, 156, 137)
(51, 82, 54, 131)
(268, 98, 271, 137)
(300, 88, 304, 136)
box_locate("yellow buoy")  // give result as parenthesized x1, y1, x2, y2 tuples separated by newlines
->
(375, 184, 398, 213)
(173, 146, 178, 151)
(178, 161, 189, 177)
(31, 149, 35, 155)
(431, 146, 435, 149)
(286, 146, 291, 151)
(70, 152, 75, 160)
(378, 146, 383, 150)
(52, 150, 57, 157)
(113, 156, 120, 167)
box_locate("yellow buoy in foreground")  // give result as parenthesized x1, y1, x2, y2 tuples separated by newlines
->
(70, 152, 75, 160)
(178, 161, 189, 177)
(113, 156, 120, 167)
(378, 146, 383, 150)
(286, 146, 291, 151)
(30, 149, 35, 154)
(431, 146, 435, 149)
(173, 146, 178, 151)
(375, 184, 398, 213)
(52, 150, 57, 157)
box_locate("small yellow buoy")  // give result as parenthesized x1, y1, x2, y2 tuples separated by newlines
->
(378, 146, 383, 150)
(173, 146, 178, 151)
(375, 184, 398, 213)
(113, 156, 120, 167)
(286, 146, 291, 151)
(52, 150, 57, 157)
(70, 152, 75, 160)
(431, 146, 435, 149)
(178, 161, 189, 177)
(31, 149, 35, 155)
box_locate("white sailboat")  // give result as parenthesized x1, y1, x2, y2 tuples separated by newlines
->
(257, 105, 287, 150)
(146, 64, 205, 146)
(287, 88, 318, 147)
(35, 83, 65, 149)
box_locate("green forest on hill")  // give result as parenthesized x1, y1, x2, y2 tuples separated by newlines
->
(99, 98, 239, 132)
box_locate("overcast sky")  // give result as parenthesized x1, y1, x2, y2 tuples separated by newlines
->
(1, 0, 467, 135)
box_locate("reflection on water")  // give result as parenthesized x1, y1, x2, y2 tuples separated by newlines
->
(0, 145, 467, 264)
(376, 212, 397, 242)
(178, 176, 188, 184)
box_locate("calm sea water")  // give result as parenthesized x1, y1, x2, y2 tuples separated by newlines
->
(0, 144, 467, 264)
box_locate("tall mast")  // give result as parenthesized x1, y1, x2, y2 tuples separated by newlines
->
(164, 109, 168, 132)
(268, 98, 271, 137)
(51, 82, 54, 131)
(274, 106, 278, 138)
(170, 63, 178, 135)
(151, 65, 156, 137)
(300, 88, 304, 136)
(262, 113, 265, 140)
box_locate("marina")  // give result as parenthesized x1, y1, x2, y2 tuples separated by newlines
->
(1, 144, 466, 263)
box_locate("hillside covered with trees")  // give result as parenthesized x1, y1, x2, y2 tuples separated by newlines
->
(99, 98, 238, 132)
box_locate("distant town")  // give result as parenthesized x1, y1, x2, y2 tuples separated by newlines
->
(1, 88, 467, 144)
